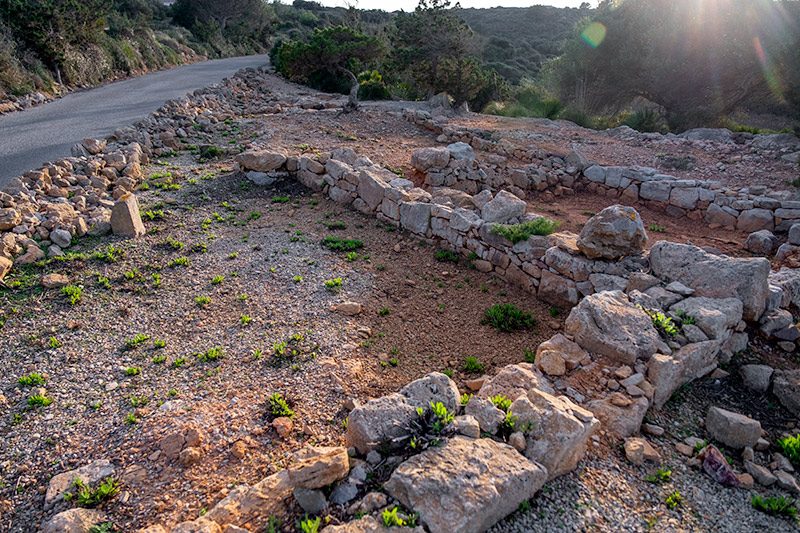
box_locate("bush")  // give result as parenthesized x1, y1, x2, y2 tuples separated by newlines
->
(490, 218, 559, 243)
(357, 70, 390, 100)
(624, 109, 664, 133)
(558, 107, 593, 128)
(482, 304, 536, 332)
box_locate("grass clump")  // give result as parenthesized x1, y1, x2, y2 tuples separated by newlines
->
(268, 393, 295, 419)
(300, 516, 321, 533)
(382, 507, 406, 527)
(482, 304, 535, 332)
(490, 218, 559, 243)
(752, 495, 798, 518)
(321, 237, 363, 252)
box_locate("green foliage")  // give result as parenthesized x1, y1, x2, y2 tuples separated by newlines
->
(18, 373, 46, 387)
(624, 109, 665, 133)
(196, 347, 225, 362)
(640, 307, 677, 337)
(778, 434, 800, 466)
(324, 277, 343, 291)
(61, 285, 83, 306)
(273, 26, 384, 101)
(269, 393, 295, 419)
(752, 495, 798, 518)
(300, 516, 321, 533)
(490, 395, 512, 412)
(463, 356, 484, 374)
(665, 490, 683, 510)
(382, 507, 406, 527)
(545, 0, 800, 128)
(490, 218, 559, 243)
(28, 394, 53, 408)
(482, 303, 535, 332)
(69, 477, 119, 508)
(645, 468, 672, 483)
(483, 84, 563, 119)
(321, 237, 364, 251)
(358, 70, 391, 100)
(434, 249, 459, 263)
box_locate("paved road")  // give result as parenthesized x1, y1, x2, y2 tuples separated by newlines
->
(0, 54, 270, 189)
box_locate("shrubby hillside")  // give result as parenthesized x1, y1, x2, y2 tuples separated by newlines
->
(460, 5, 590, 84)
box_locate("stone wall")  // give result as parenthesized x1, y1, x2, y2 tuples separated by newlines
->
(403, 109, 800, 235)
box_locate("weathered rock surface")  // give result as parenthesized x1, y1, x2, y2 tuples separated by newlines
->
(511, 389, 599, 479)
(205, 470, 292, 527)
(587, 395, 649, 438)
(669, 297, 742, 341)
(649, 241, 770, 321)
(110, 193, 145, 237)
(346, 373, 460, 454)
(565, 291, 660, 365)
(480, 190, 526, 224)
(41, 508, 107, 533)
(384, 436, 547, 533)
(577, 205, 647, 260)
(287, 446, 349, 489)
(705, 406, 762, 449)
(740, 364, 773, 392)
(476, 363, 555, 400)
(773, 369, 800, 417)
(236, 150, 287, 172)
(45, 459, 115, 505)
(324, 516, 422, 533)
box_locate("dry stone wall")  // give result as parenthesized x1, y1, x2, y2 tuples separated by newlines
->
(404, 109, 800, 235)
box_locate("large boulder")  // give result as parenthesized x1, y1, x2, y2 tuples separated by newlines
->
(577, 205, 647, 260)
(511, 389, 599, 479)
(648, 341, 722, 408)
(476, 363, 555, 401)
(384, 436, 547, 533)
(669, 297, 743, 340)
(705, 406, 762, 449)
(346, 373, 460, 454)
(565, 291, 661, 365)
(480, 190, 526, 224)
(649, 242, 770, 321)
(236, 150, 287, 172)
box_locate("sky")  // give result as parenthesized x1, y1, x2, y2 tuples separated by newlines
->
(314, 1, 591, 13)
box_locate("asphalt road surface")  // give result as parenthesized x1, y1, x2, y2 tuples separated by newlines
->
(0, 54, 270, 189)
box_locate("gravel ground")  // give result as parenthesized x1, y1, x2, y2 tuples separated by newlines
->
(2, 72, 799, 532)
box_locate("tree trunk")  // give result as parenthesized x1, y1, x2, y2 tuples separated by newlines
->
(340, 67, 359, 113)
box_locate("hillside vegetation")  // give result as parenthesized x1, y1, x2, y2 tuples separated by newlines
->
(1, 0, 798, 135)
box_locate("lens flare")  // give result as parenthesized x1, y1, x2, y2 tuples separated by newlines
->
(581, 22, 607, 49)
(752, 36, 784, 101)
